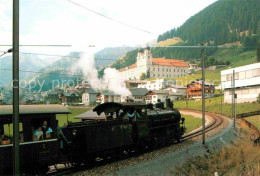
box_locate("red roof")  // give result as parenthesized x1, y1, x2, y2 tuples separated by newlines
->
(118, 58, 188, 72)
(152, 58, 188, 67)
(119, 63, 137, 72)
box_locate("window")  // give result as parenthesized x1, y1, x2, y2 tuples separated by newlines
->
(153, 95, 156, 98)
(158, 68, 160, 71)
(153, 68, 155, 71)
(174, 69, 175, 72)
(238, 71, 245, 80)
(158, 74, 160, 77)
(246, 70, 253, 78)
(235, 72, 239, 80)
(169, 69, 171, 72)
(227, 74, 232, 81)
(253, 68, 260, 77)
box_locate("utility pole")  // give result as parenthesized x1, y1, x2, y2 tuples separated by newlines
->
(201, 44, 206, 145)
(233, 70, 236, 128)
(220, 83, 223, 115)
(186, 92, 188, 109)
(13, 0, 20, 175)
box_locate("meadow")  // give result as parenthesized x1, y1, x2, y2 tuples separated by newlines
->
(174, 96, 260, 117)
(245, 115, 260, 130)
(182, 114, 202, 134)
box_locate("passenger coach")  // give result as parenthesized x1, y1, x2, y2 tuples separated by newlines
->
(0, 105, 70, 174)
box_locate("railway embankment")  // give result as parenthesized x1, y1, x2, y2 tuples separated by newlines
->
(111, 112, 236, 176)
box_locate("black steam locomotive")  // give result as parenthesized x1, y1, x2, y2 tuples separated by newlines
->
(0, 102, 185, 174)
(60, 101, 185, 166)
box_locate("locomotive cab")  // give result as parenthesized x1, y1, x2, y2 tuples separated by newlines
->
(0, 105, 70, 174)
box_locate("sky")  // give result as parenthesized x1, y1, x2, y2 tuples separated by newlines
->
(0, 0, 217, 57)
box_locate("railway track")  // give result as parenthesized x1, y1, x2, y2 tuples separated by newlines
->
(180, 110, 224, 141)
(49, 110, 225, 175)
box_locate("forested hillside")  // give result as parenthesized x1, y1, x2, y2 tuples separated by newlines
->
(157, 0, 260, 47)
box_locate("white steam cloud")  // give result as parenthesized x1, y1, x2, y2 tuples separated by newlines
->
(72, 52, 131, 96)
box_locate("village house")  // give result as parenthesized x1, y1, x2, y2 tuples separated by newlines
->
(187, 80, 215, 99)
(188, 64, 198, 70)
(46, 91, 61, 104)
(122, 88, 149, 103)
(164, 84, 187, 96)
(221, 62, 260, 103)
(146, 90, 170, 104)
(60, 92, 80, 105)
(97, 91, 121, 104)
(138, 79, 175, 91)
(82, 89, 99, 106)
(118, 46, 189, 80)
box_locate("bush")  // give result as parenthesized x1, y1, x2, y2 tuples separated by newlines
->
(257, 94, 260, 103)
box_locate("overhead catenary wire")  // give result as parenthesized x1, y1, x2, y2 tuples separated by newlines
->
(66, 0, 153, 34)
(0, 44, 71, 47)
(0, 67, 83, 77)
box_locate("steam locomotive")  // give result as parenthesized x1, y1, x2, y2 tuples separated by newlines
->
(60, 101, 185, 167)
(0, 101, 185, 174)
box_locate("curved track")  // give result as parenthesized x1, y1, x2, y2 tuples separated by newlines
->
(48, 110, 225, 175)
(180, 110, 224, 141)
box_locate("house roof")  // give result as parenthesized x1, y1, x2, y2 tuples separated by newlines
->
(75, 109, 105, 120)
(152, 58, 188, 67)
(84, 88, 99, 94)
(62, 92, 79, 97)
(153, 90, 169, 94)
(188, 80, 215, 86)
(99, 91, 120, 96)
(129, 88, 149, 96)
(0, 105, 71, 116)
(47, 92, 59, 96)
(119, 63, 137, 72)
(118, 58, 188, 72)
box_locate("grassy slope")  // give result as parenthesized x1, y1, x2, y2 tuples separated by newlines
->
(182, 114, 202, 134)
(245, 115, 260, 130)
(170, 125, 260, 176)
(156, 37, 183, 47)
(174, 96, 260, 117)
(174, 50, 257, 86)
(56, 107, 91, 126)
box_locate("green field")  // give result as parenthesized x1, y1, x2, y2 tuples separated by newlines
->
(174, 50, 257, 86)
(174, 96, 260, 117)
(56, 107, 92, 126)
(182, 114, 202, 134)
(245, 115, 260, 130)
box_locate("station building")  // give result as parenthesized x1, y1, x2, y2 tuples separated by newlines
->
(221, 62, 260, 103)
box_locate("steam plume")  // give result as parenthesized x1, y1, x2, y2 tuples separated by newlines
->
(72, 52, 131, 96)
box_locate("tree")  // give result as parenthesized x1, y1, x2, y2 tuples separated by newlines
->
(140, 73, 146, 80)
(257, 41, 260, 62)
(257, 93, 260, 104)
(146, 69, 150, 79)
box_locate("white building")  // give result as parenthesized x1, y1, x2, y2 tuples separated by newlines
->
(82, 89, 99, 105)
(119, 46, 189, 80)
(97, 91, 121, 104)
(188, 64, 198, 70)
(146, 90, 170, 104)
(221, 62, 260, 103)
(138, 79, 175, 91)
(121, 88, 149, 103)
